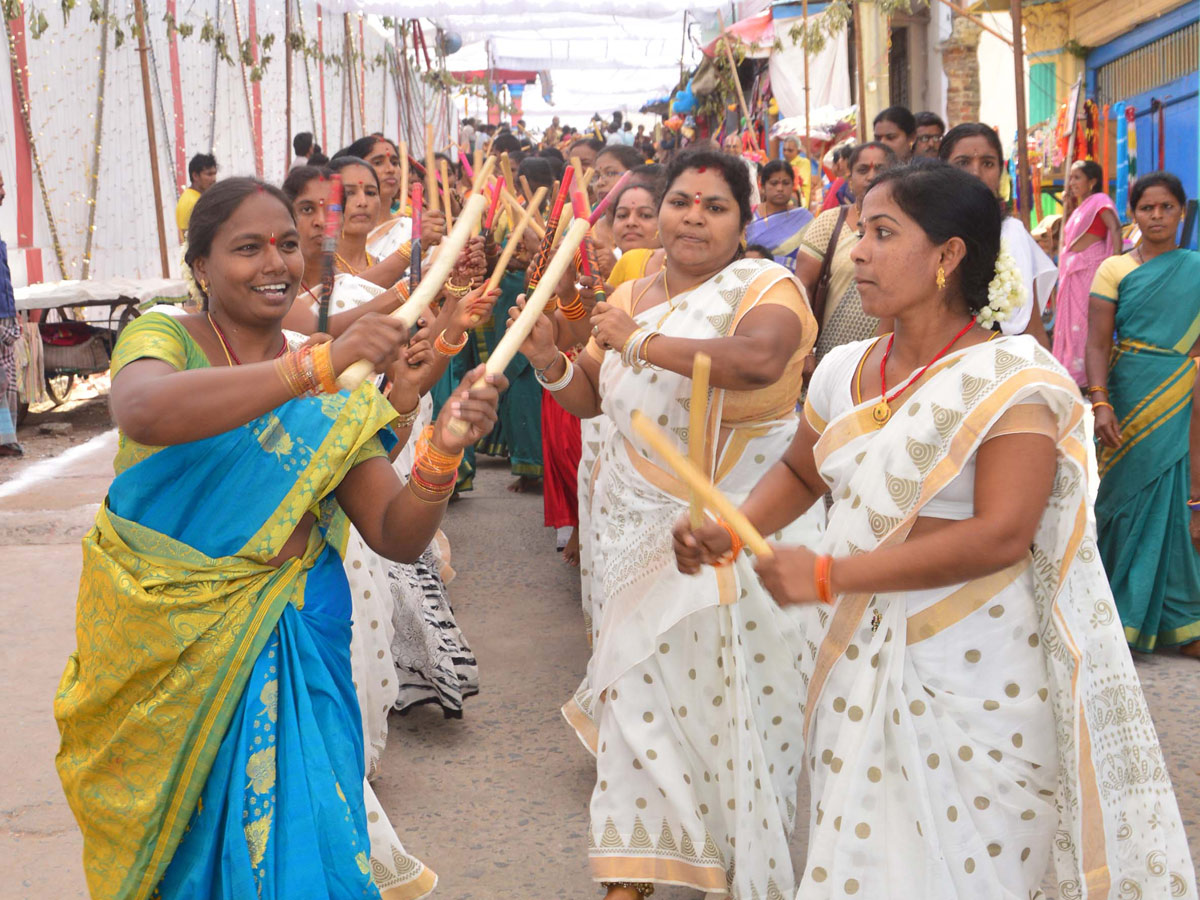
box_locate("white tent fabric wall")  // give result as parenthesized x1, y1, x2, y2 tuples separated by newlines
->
(768, 13, 852, 119)
(5, 1, 444, 286)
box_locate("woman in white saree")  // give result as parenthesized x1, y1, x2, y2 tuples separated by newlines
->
(512, 149, 825, 900)
(675, 161, 1196, 899)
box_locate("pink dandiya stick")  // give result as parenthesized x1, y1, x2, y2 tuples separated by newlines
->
(460, 152, 475, 179)
(588, 170, 634, 226)
(409, 182, 423, 292)
(484, 175, 505, 233)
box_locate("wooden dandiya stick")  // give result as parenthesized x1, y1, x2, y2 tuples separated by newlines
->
(570, 155, 586, 194)
(397, 141, 409, 218)
(504, 185, 545, 229)
(445, 217, 591, 437)
(687, 353, 712, 528)
(581, 167, 595, 196)
(336, 192, 490, 390)
(500, 152, 517, 197)
(317, 174, 344, 335)
(552, 206, 573, 248)
(527, 167, 576, 288)
(484, 186, 547, 294)
(425, 123, 439, 213)
(473, 144, 483, 184)
(439, 158, 454, 229)
(502, 190, 546, 240)
(631, 411, 773, 558)
(409, 183, 423, 293)
(520, 174, 536, 205)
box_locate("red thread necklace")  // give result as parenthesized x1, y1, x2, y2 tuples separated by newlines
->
(207, 312, 287, 366)
(872, 319, 976, 427)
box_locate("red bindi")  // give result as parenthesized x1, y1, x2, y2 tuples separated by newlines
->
(697, 165, 707, 173)
(269, 234, 276, 245)
(693, 192, 702, 205)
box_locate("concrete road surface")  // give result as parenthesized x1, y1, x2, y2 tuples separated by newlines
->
(2, 439, 1197, 899)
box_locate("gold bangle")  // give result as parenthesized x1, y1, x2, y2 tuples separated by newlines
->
(1092, 400, 1114, 413)
(275, 355, 303, 397)
(312, 341, 339, 394)
(393, 240, 413, 261)
(1086, 384, 1108, 395)
(392, 404, 421, 429)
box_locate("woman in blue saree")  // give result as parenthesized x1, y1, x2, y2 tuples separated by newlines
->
(53, 178, 504, 899)
(1086, 171, 1200, 655)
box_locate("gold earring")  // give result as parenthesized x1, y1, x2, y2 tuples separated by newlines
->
(936, 266, 946, 291)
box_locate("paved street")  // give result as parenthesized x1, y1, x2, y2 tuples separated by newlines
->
(1, 437, 1197, 899)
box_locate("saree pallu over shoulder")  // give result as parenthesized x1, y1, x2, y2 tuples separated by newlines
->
(55, 382, 398, 900)
(589, 257, 820, 694)
(805, 336, 1196, 898)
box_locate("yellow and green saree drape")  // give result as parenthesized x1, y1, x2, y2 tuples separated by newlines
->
(1093, 248, 1200, 651)
(54, 313, 397, 899)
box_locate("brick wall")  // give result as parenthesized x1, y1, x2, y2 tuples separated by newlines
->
(941, 15, 982, 126)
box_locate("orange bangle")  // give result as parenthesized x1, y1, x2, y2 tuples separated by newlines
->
(311, 341, 339, 393)
(434, 329, 469, 357)
(713, 518, 744, 567)
(814, 554, 834, 605)
(1092, 400, 1114, 413)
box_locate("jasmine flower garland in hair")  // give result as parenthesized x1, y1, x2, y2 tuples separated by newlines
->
(180, 242, 203, 304)
(977, 240, 1025, 329)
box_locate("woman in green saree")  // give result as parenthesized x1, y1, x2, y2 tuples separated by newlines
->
(1086, 171, 1200, 655)
(53, 178, 504, 899)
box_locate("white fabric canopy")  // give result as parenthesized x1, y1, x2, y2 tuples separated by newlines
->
(768, 11, 852, 119)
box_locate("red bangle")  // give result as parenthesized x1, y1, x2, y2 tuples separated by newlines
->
(814, 554, 834, 605)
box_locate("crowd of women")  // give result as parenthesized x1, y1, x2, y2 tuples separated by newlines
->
(50, 99, 1200, 900)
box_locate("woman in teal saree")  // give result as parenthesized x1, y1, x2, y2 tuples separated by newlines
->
(1086, 171, 1200, 654)
(53, 178, 503, 899)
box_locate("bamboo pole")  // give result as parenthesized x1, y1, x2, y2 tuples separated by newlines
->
(932, 0, 1013, 46)
(716, 11, 760, 152)
(688, 353, 711, 528)
(285, 0, 293, 171)
(802, 0, 813, 209)
(631, 412, 773, 558)
(337, 192, 488, 389)
(81, 0, 111, 279)
(133, 0, 170, 276)
(1011, 0, 1031, 229)
(853, 0, 867, 135)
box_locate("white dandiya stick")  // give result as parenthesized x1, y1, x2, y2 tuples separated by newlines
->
(336, 191, 489, 390)
(688, 352, 712, 529)
(631, 410, 774, 559)
(444, 217, 591, 437)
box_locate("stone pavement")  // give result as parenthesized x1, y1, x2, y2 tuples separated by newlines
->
(1, 441, 1197, 899)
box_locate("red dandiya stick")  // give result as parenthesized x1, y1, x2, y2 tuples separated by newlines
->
(528, 167, 576, 292)
(587, 170, 634, 226)
(568, 185, 609, 305)
(317, 174, 343, 335)
(484, 176, 504, 233)
(410, 182, 423, 293)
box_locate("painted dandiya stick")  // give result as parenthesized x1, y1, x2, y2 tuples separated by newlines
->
(588, 171, 634, 226)
(397, 141, 409, 217)
(425, 123, 439, 213)
(528, 167, 576, 289)
(687, 353, 712, 528)
(445, 217, 591, 437)
(460, 151, 474, 180)
(439, 158, 454, 229)
(337, 192, 489, 390)
(631, 411, 773, 558)
(484, 175, 505, 233)
(409, 183, 423, 293)
(317, 174, 343, 335)
(569, 188, 605, 302)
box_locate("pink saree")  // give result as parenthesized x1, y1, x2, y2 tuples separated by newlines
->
(1051, 191, 1117, 385)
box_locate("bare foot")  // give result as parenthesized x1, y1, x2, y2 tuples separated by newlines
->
(1181, 640, 1200, 659)
(507, 475, 540, 493)
(563, 527, 580, 567)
